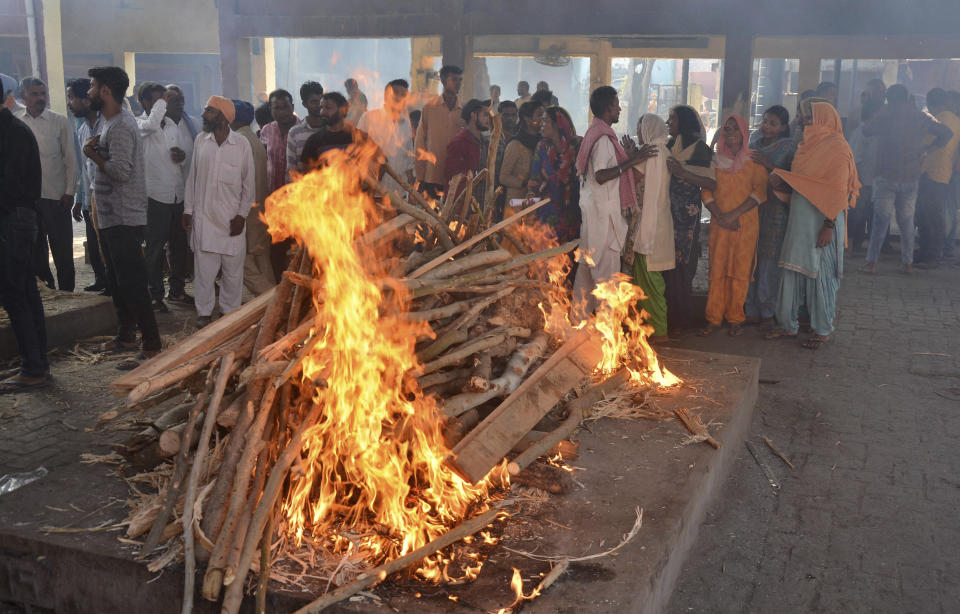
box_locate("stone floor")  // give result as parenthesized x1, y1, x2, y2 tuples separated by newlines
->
(666, 250, 960, 614)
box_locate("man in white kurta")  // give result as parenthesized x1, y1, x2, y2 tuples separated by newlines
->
(183, 96, 255, 324)
(574, 134, 628, 320)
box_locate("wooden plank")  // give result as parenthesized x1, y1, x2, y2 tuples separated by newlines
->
(448, 327, 604, 483)
(110, 287, 277, 394)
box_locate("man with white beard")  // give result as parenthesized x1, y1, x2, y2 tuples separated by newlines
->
(182, 96, 254, 327)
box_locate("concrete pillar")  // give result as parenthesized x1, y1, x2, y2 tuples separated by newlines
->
(720, 32, 753, 120)
(237, 38, 253, 102)
(39, 0, 65, 114)
(218, 3, 239, 99)
(589, 42, 612, 90)
(262, 37, 276, 99)
(123, 51, 136, 98)
(410, 37, 437, 94)
(441, 32, 474, 99)
(798, 51, 822, 94)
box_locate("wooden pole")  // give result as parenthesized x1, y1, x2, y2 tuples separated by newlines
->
(293, 506, 506, 614)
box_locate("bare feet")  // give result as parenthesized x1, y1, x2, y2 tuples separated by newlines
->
(728, 324, 745, 336)
(0, 374, 49, 394)
(697, 325, 719, 337)
(859, 261, 876, 274)
(901, 263, 913, 275)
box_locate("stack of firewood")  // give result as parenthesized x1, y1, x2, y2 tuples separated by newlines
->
(109, 115, 635, 613)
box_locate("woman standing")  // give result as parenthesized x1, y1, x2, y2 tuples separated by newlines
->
(698, 115, 768, 336)
(663, 105, 716, 332)
(765, 100, 860, 349)
(744, 105, 797, 326)
(624, 114, 675, 340)
(528, 106, 582, 243)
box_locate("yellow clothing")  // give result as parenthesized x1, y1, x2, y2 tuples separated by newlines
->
(701, 160, 768, 325)
(921, 110, 960, 184)
(499, 140, 535, 201)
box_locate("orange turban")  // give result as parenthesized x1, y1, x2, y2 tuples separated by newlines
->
(205, 95, 235, 124)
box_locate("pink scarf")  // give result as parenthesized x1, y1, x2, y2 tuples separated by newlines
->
(576, 118, 636, 209)
(715, 114, 752, 174)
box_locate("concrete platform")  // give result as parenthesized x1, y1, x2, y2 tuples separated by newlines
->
(0, 291, 116, 360)
(0, 348, 757, 614)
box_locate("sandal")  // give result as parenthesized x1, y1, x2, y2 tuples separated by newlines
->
(859, 262, 876, 274)
(728, 324, 745, 337)
(0, 376, 49, 394)
(802, 334, 829, 350)
(764, 328, 798, 340)
(697, 326, 718, 337)
(100, 338, 139, 354)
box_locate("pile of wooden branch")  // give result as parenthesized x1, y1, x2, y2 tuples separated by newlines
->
(110, 135, 619, 613)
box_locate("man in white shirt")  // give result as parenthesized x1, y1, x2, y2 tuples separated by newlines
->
(15, 77, 77, 291)
(357, 79, 415, 194)
(137, 82, 194, 311)
(182, 96, 254, 327)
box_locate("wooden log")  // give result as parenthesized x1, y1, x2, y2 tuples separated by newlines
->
(417, 367, 473, 390)
(182, 352, 234, 614)
(124, 324, 256, 407)
(357, 213, 414, 246)
(138, 369, 216, 559)
(435, 286, 515, 339)
(482, 112, 501, 222)
(292, 506, 506, 614)
(416, 329, 468, 363)
(419, 249, 513, 280)
(112, 288, 276, 394)
(361, 174, 455, 251)
(407, 198, 551, 279)
(507, 369, 630, 476)
(221, 401, 325, 614)
(449, 327, 604, 483)
(420, 326, 531, 376)
(257, 318, 313, 362)
(407, 240, 578, 299)
(216, 393, 246, 429)
(674, 408, 720, 449)
(442, 332, 550, 416)
(464, 351, 492, 392)
(200, 251, 304, 543)
(403, 297, 476, 323)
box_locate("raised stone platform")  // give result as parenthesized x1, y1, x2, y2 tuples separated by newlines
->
(0, 348, 757, 613)
(0, 290, 116, 360)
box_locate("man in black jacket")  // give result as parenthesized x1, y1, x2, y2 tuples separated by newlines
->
(0, 72, 48, 393)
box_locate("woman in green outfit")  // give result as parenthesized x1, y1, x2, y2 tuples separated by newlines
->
(623, 114, 674, 341)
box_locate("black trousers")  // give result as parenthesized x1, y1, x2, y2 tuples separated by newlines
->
(0, 207, 49, 377)
(83, 209, 106, 285)
(663, 223, 702, 332)
(33, 198, 75, 291)
(916, 174, 950, 263)
(98, 225, 161, 351)
(847, 185, 873, 250)
(145, 198, 188, 299)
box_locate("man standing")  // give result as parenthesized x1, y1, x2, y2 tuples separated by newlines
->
(535, 81, 559, 106)
(344, 78, 368, 126)
(183, 96, 254, 327)
(259, 88, 298, 281)
(915, 88, 960, 269)
(573, 86, 653, 320)
(83, 66, 161, 362)
(66, 77, 107, 294)
(498, 100, 520, 140)
(415, 65, 463, 197)
(515, 81, 531, 105)
(862, 84, 953, 274)
(285, 81, 324, 181)
(15, 77, 77, 291)
(138, 82, 194, 311)
(231, 98, 273, 294)
(445, 98, 491, 198)
(299, 92, 370, 167)
(0, 73, 48, 393)
(357, 79, 414, 192)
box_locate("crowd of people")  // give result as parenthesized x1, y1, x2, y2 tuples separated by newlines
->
(1, 61, 958, 392)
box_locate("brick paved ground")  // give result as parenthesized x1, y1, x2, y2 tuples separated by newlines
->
(667, 251, 960, 614)
(2, 239, 958, 613)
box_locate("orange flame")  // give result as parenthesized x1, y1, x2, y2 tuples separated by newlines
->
(417, 148, 438, 165)
(264, 142, 505, 573)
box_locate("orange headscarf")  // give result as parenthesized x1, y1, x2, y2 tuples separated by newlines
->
(773, 102, 860, 220)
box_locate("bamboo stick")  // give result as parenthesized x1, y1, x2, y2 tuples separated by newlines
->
(407, 240, 578, 299)
(138, 368, 216, 559)
(182, 352, 234, 614)
(408, 198, 550, 279)
(293, 506, 507, 614)
(221, 401, 325, 614)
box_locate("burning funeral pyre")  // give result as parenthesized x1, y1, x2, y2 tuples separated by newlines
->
(110, 121, 679, 613)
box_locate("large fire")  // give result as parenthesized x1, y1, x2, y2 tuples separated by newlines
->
(264, 145, 503, 573)
(260, 134, 678, 584)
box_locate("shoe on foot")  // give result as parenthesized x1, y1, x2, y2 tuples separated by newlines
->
(84, 282, 106, 292)
(196, 315, 212, 328)
(167, 291, 193, 303)
(151, 299, 169, 313)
